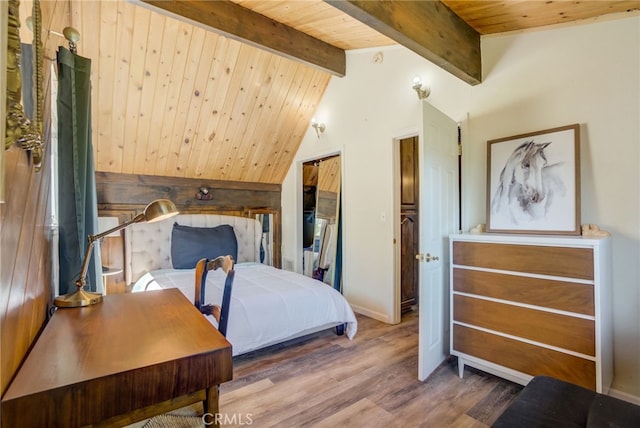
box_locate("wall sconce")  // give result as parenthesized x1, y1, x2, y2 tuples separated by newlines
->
(196, 187, 213, 200)
(42, 25, 81, 54)
(311, 118, 326, 138)
(54, 199, 179, 308)
(412, 77, 431, 100)
(62, 26, 81, 54)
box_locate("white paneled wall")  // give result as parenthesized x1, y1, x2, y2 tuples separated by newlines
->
(283, 16, 640, 399)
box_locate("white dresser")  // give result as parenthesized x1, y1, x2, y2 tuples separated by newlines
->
(449, 233, 612, 392)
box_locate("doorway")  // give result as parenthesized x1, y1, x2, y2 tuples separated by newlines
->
(393, 103, 460, 380)
(398, 136, 420, 314)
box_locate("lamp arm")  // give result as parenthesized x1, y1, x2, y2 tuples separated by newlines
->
(75, 237, 97, 288)
(75, 214, 143, 288)
(92, 215, 140, 241)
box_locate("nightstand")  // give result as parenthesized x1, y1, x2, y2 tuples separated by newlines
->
(101, 266, 123, 294)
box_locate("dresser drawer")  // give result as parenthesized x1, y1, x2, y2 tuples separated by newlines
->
(452, 241, 594, 280)
(453, 325, 596, 390)
(452, 268, 595, 315)
(453, 294, 595, 355)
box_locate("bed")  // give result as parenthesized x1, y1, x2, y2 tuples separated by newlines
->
(125, 214, 357, 356)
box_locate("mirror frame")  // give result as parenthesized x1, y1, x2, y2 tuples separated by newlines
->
(5, 0, 43, 171)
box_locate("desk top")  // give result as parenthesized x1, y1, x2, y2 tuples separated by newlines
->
(2, 288, 232, 426)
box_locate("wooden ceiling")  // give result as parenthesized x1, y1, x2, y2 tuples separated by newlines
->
(442, 1, 640, 34)
(23, 1, 639, 185)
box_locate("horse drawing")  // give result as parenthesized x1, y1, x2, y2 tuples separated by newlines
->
(491, 140, 565, 225)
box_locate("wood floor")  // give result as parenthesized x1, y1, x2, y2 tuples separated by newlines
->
(217, 310, 523, 427)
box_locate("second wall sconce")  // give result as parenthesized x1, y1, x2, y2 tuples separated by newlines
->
(63, 26, 81, 54)
(412, 77, 431, 100)
(196, 187, 213, 200)
(311, 118, 326, 138)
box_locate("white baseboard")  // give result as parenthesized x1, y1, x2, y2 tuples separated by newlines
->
(608, 387, 640, 405)
(351, 304, 392, 324)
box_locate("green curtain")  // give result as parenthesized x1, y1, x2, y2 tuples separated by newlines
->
(57, 47, 103, 295)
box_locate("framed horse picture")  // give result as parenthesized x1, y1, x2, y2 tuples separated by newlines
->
(486, 124, 581, 235)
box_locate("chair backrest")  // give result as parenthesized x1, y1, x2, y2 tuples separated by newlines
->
(194, 255, 235, 337)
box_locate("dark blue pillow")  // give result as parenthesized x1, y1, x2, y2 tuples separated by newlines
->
(171, 223, 238, 269)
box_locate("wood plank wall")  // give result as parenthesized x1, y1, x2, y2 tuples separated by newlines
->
(96, 172, 283, 271)
(1, 0, 69, 396)
(3, 1, 286, 394)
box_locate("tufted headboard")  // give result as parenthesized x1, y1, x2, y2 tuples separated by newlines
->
(124, 214, 262, 285)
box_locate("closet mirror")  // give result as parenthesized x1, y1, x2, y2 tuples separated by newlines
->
(302, 155, 341, 290)
(254, 212, 274, 266)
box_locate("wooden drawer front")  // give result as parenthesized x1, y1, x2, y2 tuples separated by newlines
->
(453, 325, 596, 390)
(453, 268, 595, 316)
(452, 241, 594, 280)
(453, 295, 595, 356)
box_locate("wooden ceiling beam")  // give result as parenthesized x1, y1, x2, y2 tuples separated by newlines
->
(137, 0, 346, 77)
(325, 0, 481, 85)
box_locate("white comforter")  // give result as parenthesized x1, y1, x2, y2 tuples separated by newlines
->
(132, 263, 357, 356)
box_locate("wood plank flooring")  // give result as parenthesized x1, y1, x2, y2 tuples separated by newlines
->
(216, 310, 523, 427)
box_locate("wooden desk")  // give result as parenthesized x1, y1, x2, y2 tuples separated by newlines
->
(1, 288, 233, 427)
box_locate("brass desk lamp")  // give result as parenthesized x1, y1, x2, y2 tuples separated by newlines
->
(54, 199, 179, 308)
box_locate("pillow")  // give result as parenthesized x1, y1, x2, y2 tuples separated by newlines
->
(171, 223, 238, 269)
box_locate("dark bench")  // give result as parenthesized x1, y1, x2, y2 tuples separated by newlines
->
(492, 376, 640, 427)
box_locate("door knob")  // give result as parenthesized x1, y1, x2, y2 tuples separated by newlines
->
(415, 253, 439, 262)
(425, 253, 439, 262)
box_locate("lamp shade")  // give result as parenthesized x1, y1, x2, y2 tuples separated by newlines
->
(137, 199, 179, 223)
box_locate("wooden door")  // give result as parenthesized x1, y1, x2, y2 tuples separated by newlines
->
(400, 136, 419, 313)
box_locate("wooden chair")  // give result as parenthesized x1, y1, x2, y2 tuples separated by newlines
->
(194, 255, 235, 336)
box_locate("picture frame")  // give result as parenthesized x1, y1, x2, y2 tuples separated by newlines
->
(486, 124, 580, 235)
(5, 0, 44, 170)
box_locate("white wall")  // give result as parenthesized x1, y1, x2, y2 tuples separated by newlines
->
(282, 16, 640, 398)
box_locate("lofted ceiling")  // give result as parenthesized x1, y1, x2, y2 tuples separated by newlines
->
(23, 1, 640, 185)
(441, 0, 640, 34)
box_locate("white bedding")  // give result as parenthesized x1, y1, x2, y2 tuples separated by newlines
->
(132, 262, 357, 356)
